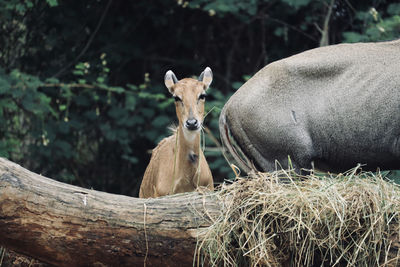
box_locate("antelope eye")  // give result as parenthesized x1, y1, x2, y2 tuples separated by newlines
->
(174, 96, 182, 102)
(199, 94, 206, 100)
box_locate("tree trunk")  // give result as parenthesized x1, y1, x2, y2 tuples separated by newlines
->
(0, 157, 221, 267)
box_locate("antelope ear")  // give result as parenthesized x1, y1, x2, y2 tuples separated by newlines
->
(164, 70, 178, 94)
(198, 67, 213, 89)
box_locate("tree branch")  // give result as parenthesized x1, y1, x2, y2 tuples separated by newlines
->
(266, 16, 317, 42)
(318, 0, 335, 47)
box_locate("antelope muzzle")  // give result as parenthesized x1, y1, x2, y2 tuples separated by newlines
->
(185, 118, 200, 131)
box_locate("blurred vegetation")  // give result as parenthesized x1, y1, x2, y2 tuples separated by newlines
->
(0, 0, 399, 196)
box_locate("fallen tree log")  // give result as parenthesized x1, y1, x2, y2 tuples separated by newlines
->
(0, 157, 221, 266)
(2, 157, 400, 267)
(0, 248, 49, 267)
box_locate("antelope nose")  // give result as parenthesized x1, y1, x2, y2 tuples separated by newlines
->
(185, 119, 199, 130)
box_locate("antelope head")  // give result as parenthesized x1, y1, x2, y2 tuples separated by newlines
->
(164, 67, 213, 141)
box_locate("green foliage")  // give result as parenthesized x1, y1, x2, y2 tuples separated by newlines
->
(188, 0, 312, 18)
(280, 0, 312, 9)
(0, 59, 175, 194)
(189, 0, 258, 17)
(343, 6, 400, 42)
(0, 0, 399, 196)
(46, 0, 58, 7)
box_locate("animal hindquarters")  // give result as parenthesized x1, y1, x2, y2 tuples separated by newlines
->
(220, 40, 400, 173)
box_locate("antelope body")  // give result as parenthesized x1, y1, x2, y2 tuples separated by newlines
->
(220, 40, 400, 173)
(139, 68, 214, 198)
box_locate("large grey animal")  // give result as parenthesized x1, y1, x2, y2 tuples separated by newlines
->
(220, 39, 400, 173)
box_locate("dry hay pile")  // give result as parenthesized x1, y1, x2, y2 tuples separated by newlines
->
(199, 168, 400, 266)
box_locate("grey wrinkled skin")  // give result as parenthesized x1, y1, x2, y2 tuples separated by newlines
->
(220, 39, 400, 173)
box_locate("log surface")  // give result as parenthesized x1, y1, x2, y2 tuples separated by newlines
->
(0, 158, 221, 266)
(0, 248, 49, 267)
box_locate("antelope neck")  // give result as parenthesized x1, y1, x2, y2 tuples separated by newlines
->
(177, 126, 200, 163)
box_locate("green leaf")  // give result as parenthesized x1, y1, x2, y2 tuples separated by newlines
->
(274, 27, 284, 37)
(141, 108, 155, 118)
(151, 115, 170, 127)
(126, 84, 138, 91)
(387, 4, 400, 16)
(46, 0, 58, 7)
(101, 123, 117, 141)
(125, 95, 137, 111)
(243, 75, 251, 81)
(67, 118, 84, 130)
(108, 107, 126, 119)
(131, 116, 145, 125)
(75, 63, 85, 70)
(342, 32, 366, 43)
(53, 140, 72, 158)
(73, 70, 84, 76)
(25, 1, 34, 8)
(15, 3, 27, 14)
(144, 130, 159, 141)
(158, 98, 174, 109)
(0, 98, 18, 111)
(109, 86, 125, 93)
(58, 122, 70, 134)
(75, 95, 90, 106)
(0, 78, 10, 94)
(0, 140, 10, 158)
(280, 0, 311, 9)
(116, 129, 129, 140)
(83, 110, 97, 120)
(45, 77, 60, 84)
(232, 81, 243, 90)
(21, 94, 38, 113)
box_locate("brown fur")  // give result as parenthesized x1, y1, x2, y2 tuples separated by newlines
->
(139, 76, 214, 198)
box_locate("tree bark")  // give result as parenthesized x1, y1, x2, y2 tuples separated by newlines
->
(0, 157, 221, 267)
(0, 248, 49, 267)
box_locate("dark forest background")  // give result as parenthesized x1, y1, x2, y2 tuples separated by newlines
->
(0, 0, 399, 196)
